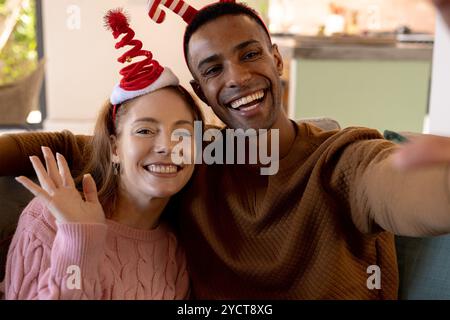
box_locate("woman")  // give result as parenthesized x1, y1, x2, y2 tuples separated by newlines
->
(3, 9, 203, 300)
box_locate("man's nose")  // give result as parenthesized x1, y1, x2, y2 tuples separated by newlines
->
(224, 62, 251, 88)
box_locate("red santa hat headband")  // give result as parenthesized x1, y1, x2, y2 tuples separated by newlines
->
(147, 0, 239, 25)
(104, 8, 179, 122)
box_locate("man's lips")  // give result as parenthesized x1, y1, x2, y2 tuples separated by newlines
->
(225, 90, 266, 111)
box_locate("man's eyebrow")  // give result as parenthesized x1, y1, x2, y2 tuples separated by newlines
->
(197, 54, 220, 71)
(234, 40, 260, 52)
(196, 40, 260, 71)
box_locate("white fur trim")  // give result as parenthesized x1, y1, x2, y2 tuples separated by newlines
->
(110, 67, 179, 105)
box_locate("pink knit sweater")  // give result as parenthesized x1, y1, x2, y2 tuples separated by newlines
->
(3, 198, 190, 300)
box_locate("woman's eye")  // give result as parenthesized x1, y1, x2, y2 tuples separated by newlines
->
(173, 129, 192, 138)
(136, 128, 155, 135)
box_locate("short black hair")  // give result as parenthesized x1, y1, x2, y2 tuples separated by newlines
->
(183, 2, 271, 68)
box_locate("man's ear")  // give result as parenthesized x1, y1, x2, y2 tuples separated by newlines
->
(190, 80, 209, 105)
(272, 44, 284, 76)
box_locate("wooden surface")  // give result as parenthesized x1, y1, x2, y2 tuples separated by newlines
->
(273, 35, 433, 61)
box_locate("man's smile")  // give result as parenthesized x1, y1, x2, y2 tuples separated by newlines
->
(224, 89, 268, 118)
(228, 90, 265, 110)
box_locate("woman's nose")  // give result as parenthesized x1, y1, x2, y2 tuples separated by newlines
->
(153, 131, 173, 155)
(154, 144, 169, 155)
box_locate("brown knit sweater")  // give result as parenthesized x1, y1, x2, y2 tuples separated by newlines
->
(1, 123, 450, 299)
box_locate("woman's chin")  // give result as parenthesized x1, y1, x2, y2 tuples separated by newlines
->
(144, 185, 183, 199)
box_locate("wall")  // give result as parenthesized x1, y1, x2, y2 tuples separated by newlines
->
(269, 0, 435, 35)
(428, 12, 450, 136)
(293, 59, 431, 133)
(42, 0, 215, 134)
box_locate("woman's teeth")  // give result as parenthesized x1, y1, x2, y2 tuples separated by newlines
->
(146, 165, 178, 174)
(230, 90, 265, 110)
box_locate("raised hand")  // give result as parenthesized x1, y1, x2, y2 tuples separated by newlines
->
(15, 146, 106, 224)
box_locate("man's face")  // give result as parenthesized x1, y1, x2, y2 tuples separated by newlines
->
(188, 15, 284, 130)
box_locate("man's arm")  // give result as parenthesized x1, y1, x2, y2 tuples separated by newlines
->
(342, 139, 450, 237)
(0, 131, 91, 177)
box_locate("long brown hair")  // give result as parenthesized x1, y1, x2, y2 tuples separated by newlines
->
(76, 85, 204, 218)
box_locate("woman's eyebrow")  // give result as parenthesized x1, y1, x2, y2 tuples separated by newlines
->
(174, 120, 194, 126)
(132, 117, 158, 124)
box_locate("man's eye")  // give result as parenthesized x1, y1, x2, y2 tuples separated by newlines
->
(203, 66, 222, 77)
(243, 51, 261, 60)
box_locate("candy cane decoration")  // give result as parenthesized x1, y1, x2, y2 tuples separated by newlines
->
(147, 0, 198, 24)
(147, 0, 236, 25)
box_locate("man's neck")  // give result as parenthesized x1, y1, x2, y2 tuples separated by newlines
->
(270, 113, 297, 159)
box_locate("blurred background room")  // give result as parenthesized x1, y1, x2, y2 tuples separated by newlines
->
(0, 0, 449, 136)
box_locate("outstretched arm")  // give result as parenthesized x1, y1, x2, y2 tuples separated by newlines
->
(0, 131, 91, 176)
(342, 139, 450, 237)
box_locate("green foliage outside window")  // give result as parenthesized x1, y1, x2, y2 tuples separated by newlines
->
(0, 0, 37, 85)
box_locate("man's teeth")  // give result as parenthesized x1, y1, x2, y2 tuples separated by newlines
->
(230, 91, 264, 109)
(147, 165, 178, 174)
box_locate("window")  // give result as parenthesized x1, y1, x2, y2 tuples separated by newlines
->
(0, 0, 45, 128)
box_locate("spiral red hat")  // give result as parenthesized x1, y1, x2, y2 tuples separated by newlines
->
(104, 8, 179, 106)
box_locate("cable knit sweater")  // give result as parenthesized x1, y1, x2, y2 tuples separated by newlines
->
(4, 198, 189, 300)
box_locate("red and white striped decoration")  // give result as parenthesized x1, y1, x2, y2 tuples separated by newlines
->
(147, 0, 198, 24)
(147, 0, 236, 25)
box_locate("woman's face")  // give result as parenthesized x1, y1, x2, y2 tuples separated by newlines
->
(112, 88, 196, 200)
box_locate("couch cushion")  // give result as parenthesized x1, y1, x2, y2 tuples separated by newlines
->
(0, 176, 34, 282)
(300, 117, 341, 131)
(396, 235, 450, 299)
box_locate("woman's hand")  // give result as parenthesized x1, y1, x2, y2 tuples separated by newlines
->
(16, 146, 106, 224)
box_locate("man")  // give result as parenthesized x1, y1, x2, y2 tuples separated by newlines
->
(1, 2, 450, 299)
(393, 0, 450, 170)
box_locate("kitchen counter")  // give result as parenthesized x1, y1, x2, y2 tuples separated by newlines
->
(273, 35, 433, 61)
(276, 35, 432, 133)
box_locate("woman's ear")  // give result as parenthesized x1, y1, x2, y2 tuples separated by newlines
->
(110, 135, 120, 163)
